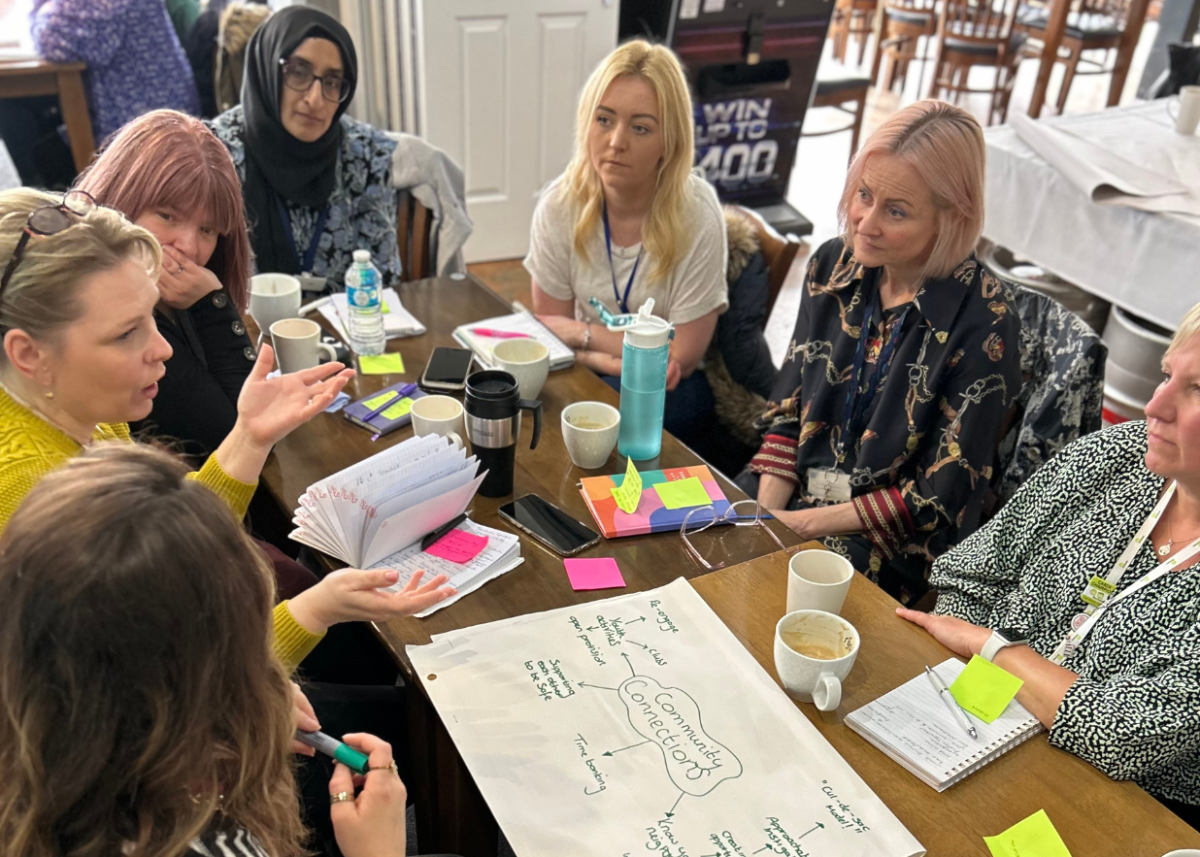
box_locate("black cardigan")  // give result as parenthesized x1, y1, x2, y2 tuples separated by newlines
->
(131, 287, 256, 461)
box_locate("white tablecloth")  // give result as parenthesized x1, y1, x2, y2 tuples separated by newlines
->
(984, 101, 1200, 332)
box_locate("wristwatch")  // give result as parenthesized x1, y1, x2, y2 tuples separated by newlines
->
(980, 627, 1029, 663)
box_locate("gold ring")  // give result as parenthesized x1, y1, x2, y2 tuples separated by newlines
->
(329, 791, 354, 804)
(368, 761, 399, 775)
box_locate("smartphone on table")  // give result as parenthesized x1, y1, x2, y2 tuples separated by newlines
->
(498, 494, 601, 557)
(420, 347, 475, 392)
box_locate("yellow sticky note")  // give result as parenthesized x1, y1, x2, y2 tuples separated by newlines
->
(984, 810, 1073, 857)
(949, 655, 1024, 724)
(610, 457, 643, 514)
(653, 476, 711, 510)
(380, 398, 413, 421)
(362, 390, 399, 410)
(382, 299, 390, 314)
(358, 353, 405, 375)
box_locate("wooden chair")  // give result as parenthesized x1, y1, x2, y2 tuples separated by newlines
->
(927, 0, 1025, 125)
(396, 188, 435, 281)
(802, 74, 872, 165)
(870, 0, 940, 94)
(829, 0, 880, 67)
(1014, 0, 1149, 112)
(734, 206, 803, 326)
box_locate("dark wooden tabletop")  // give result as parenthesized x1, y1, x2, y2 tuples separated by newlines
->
(692, 552, 1200, 856)
(258, 276, 803, 675)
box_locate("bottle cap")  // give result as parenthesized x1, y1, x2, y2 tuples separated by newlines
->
(353, 249, 371, 263)
(621, 299, 672, 350)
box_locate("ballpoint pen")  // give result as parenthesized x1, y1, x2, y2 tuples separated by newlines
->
(362, 382, 418, 423)
(925, 665, 978, 740)
(471, 327, 532, 339)
(421, 512, 468, 551)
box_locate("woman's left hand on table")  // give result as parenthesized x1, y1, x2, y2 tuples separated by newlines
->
(896, 608, 990, 659)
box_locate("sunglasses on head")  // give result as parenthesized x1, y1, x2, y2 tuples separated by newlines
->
(0, 191, 97, 299)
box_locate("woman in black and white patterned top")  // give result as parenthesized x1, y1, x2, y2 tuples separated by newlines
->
(900, 302, 1200, 826)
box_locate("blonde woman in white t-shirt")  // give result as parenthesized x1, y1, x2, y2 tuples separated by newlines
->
(525, 40, 728, 452)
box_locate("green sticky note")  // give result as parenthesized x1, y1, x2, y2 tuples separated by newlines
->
(948, 654, 1025, 723)
(382, 299, 390, 314)
(380, 398, 413, 421)
(983, 810, 1073, 857)
(358, 353, 405, 375)
(362, 390, 399, 410)
(611, 457, 643, 514)
(653, 476, 711, 510)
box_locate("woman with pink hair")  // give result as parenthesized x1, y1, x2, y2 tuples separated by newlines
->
(738, 100, 1022, 607)
(75, 109, 256, 461)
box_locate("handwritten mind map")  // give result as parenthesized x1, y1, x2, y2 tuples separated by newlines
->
(408, 579, 924, 857)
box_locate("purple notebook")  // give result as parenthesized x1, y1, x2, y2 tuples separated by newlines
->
(342, 382, 426, 438)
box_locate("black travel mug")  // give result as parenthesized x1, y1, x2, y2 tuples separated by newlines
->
(464, 370, 542, 497)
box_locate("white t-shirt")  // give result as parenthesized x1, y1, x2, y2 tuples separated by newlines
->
(524, 171, 729, 326)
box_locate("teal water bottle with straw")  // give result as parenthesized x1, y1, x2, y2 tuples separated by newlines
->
(614, 299, 673, 460)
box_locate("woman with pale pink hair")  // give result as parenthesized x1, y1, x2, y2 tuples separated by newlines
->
(737, 99, 1022, 607)
(75, 109, 256, 461)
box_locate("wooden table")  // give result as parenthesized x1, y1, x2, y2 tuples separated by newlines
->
(692, 552, 1200, 856)
(258, 275, 804, 855)
(0, 58, 94, 172)
(1027, 0, 1152, 118)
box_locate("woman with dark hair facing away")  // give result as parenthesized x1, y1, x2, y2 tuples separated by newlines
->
(208, 5, 401, 291)
(0, 442, 408, 857)
(76, 109, 258, 461)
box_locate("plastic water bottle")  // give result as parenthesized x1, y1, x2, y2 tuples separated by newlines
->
(344, 249, 385, 356)
(617, 301, 673, 460)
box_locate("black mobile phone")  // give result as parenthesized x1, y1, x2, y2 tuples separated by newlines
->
(498, 494, 601, 557)
(420, 347, 475, 392)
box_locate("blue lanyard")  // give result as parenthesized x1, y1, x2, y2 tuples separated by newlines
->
(839, 292, 910, 459)
(602, 202, 641, 315)
(276, 197, 330, 274)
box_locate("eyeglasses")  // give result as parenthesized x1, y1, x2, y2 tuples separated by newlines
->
(279, 58, 350, 104)
(680, 499, 798, 571)
(0, 190, 96, 299)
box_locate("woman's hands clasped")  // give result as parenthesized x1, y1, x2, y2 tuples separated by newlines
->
(288, 568, 457, 636)
(235, 343, 354, 451)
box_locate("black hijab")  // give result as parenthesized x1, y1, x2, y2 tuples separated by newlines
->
(240, 7, 357, 275)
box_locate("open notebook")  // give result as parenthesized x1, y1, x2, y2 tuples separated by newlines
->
(289, 435, 485, 568)
(844, 658, 1044, 792)
(452, 311, 575, 370)
(373, 518, 523, 617)
(318, 288, 426, 341)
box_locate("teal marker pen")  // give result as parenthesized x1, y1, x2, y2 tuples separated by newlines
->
(295, 730, 370, 774)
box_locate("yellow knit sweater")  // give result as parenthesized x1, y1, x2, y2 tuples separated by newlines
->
(0, 386, 323, 671)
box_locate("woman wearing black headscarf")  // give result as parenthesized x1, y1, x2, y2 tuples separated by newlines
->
(208, 6, 401, 291)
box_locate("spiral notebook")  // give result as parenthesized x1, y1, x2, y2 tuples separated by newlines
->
(844, 658, 1044, 792)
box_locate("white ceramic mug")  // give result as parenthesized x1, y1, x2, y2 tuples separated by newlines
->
(492, 338, 550, 400)
(773, 610, 860, 711)
(249, 274, 302, 337)
(1168, 85, 1200, 135)
(270, 318, 337, 374)
(561, 401, 621, 469)
(787, 550, 854, 615)
(411, 395, 465, 448)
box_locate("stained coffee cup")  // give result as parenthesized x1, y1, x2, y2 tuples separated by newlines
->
(773, 610, 860, 711)
(269, 318, 337, 374)
(492, 338, 550, 400)
(561, 401, 620, 469)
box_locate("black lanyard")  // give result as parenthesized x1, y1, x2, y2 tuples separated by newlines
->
(839, 293, 910, 459)
(602, 202, 641, 315)
(276, 196, 330, 274)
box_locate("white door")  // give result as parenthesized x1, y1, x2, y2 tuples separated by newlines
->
(417, 0, 618, 262)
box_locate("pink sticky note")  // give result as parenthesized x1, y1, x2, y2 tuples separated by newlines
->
(424, 529, 489, 564)
(564, 557, 626, 591)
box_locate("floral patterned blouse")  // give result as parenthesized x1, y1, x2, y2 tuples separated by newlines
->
(749, 237, 1021, 603)
(933, 421, 1200, 805)
(208, 106, 401, 289)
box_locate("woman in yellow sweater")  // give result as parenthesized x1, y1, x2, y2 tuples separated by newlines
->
(0, 187, 453, 670)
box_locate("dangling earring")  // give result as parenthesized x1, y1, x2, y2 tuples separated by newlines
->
(44, 391, 54, 399)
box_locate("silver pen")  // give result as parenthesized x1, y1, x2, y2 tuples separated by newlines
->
(925, 665, 978, 740)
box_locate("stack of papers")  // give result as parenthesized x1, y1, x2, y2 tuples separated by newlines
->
(453, 311, 575, 370)
(290, 435, 485, 568)
(318, 288, 426, 341)
(375, 519, 523, 617)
